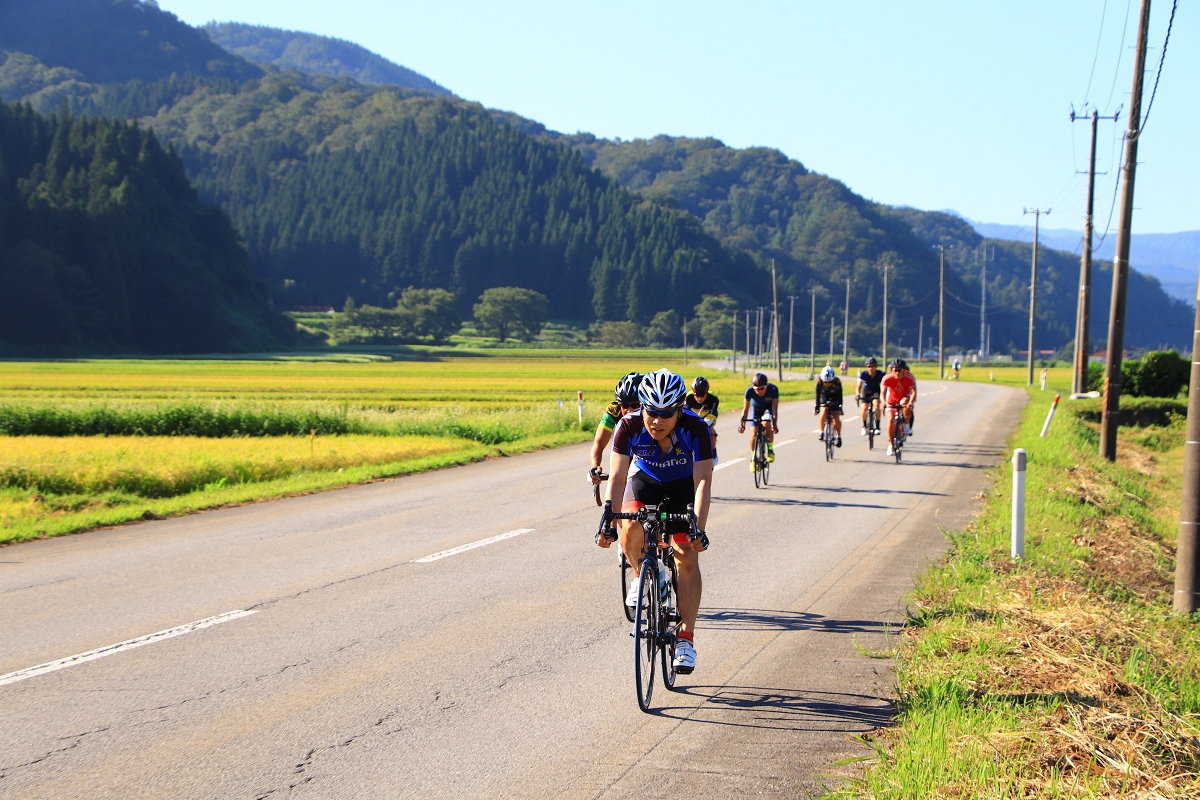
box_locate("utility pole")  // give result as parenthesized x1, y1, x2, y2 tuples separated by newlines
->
(1071, 106, 1122, 395)
(936, 245, 946, 380)
(809, 290, 817, 378)
(1101, 0, 1152, 460)
(843, 278, 851, 368)
(881, 263, 892, 363)
(772, 259, 783, 381)
(979, 244, 988, 359)
(1175, 280, 1200, 614)
(683, 317, 688, 366)
(787, 295, 797, 371)
(828, 317, 835, 365)
(1023, 209, 1050, 385)
(745, 310, 751, 376)
(731, 311, 737, 372)
(918, 316, 924, 362)
(756, 307, 764, 368)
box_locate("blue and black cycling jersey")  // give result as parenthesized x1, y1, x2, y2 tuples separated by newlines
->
(612, 409, 714, 484)
(744, 384, 779, 419)
(858, 369, 884, 398)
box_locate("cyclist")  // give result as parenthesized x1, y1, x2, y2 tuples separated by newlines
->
(588, 372, 642, 485)
(814, 365, 843, 447)
(599, 369, 712, 675)
(952, 358, 961, 382)
(738, 372, 779, 469)
(839, 359, 848, 376)
(685, 376, 719, 454)
(855, 356, 883, 436)
(881, 358, 917, 456)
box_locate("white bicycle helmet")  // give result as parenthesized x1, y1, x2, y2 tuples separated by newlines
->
(820, 365, 836, 381)
(638, 369, 687, 411)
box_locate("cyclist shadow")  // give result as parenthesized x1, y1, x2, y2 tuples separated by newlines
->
(772, 485, 947, 497)
(713, 495, 898, 510)
(650, 685, 894, 731)
(698, 607, 890, 634)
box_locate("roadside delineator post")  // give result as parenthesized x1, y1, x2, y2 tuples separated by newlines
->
(1040, 394, 1061, 438)
(1040, 368, 1048, 391)
(1012, 449, 1027, 559)
(577, 391, 585, 428)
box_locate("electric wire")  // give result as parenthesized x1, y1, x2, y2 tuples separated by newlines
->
(1105, 0, 1134, 113)
(1082, 0, 1110, 106)
(1136, 0, 1177, 136)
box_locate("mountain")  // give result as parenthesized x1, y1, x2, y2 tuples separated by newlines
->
(145, 75, 761, 322)
(204, 23, 450, 95)
(0, 100, 291, 355)
(971, 221, 1199, 302)
(894, 209, 1194, 353)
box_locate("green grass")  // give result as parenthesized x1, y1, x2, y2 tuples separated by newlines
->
(827, 391, 1200, 798)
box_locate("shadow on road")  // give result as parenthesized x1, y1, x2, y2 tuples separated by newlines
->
(699, 607, 892, 634)
(771, 484, 947, 497)
(650, 685, 894, 731)
(713, 495, 897, 510)
(903, 442, 1005, 458)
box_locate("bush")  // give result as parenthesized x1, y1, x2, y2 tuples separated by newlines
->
(1134, 350, 1190, 398)
(645, 310, 682, 347)
(596, 320, 643, 347)
(1086, 361, 1104, 392)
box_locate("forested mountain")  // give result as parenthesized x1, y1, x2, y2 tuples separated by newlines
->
(563, 134, 1192, 351)
(0, 101, 292, 355)
(144, 75, 761, 322)
(205, 23, 450, 95)
(0, 0, 261, 115)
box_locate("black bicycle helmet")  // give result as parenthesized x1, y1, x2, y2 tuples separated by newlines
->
(898, 359, 909, 370)
(692, 376, 709, 395)
(752, 372, 769, 387)
(638, 369, 687, 411)
(890, 358, 904, 370)
(866, 356, 877, 366)
(614, 372, 644, 406)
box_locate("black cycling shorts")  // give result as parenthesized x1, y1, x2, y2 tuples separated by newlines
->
(622, 472, 696, 539)
(817, 402, 843, 413)
(861, 391, 880, 402)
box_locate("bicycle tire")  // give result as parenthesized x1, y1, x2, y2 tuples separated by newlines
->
(753, 433, 764, 489)
(824, 419, 834, 461)
(634, 562, 658, 712)
(593, 482, 602, 507)
(867, 408, 876, 450)
(660, 559, 679, 691)
(620, 551, 634, 623)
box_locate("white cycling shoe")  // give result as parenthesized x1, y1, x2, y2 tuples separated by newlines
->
(625, 577, 640, 608)
(886, 444, 895, 456)
(860, 426, 867, 436)
(673, 639, 696, 674)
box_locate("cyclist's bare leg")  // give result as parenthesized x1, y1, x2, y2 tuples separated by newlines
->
(887, 407, 898, 442)
(764, 417, 775, 444)
(872, 398, 882, 427)
(818, 406, 829, 434)
(748, 423, 758, 453)
(618, 519, 646, 576)
(831, 410, 842, 435)
(671, 540, 702, 636)
(860, 401, 869, 427)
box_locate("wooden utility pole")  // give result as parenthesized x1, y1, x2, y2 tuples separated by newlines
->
(756, 308, 764, 368)
(772, 259, 783, 380)
(980, 245, 991, 360)
(936, 245, 946, 379)
(744, 310, 751, 376)
(809, 290, 816, 378)
(828, 317, 835, 365)
(881, 263, 892, 363)
(787, 295, 797, 370)
(683, 317, 688, 366)
(1101, 0, 1152, 460)
(1175, 281, 1200, 614)
(1071, 106, 1121, 394)
(1023, 209, 1050, 385)
(731, 311, 737, 372)
(918, 316, 924, 362)
(843, 278, 851, 368)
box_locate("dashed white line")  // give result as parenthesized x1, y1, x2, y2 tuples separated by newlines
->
(713, 457, 745, 471)
(0, 609, 258, 687)
(774, 439, 798, 448)
(412, 529, 535, 563)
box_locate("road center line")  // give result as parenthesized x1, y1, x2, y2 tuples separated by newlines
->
(713, 457, 745, 471)
(412, 529, 534, 563)
(773, 439, 797, 448)
(0, 609, 258, 688)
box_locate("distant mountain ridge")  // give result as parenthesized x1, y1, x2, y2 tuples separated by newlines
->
(205, 23, 450, 95)
(970, 221, 1199, 302)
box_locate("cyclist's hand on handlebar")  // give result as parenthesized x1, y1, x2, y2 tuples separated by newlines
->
(587, 466, 605, 486)
(772, 421, 780, 433)
(738, 420, 746, 434)
(688, 528, 710, 552)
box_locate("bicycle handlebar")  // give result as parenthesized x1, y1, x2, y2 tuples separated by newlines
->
(595, 500, 709, 549)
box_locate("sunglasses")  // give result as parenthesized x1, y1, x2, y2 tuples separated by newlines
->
(621, 404, 641, 413)
(643, 408, 678, 419)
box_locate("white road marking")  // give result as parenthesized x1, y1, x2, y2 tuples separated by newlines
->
(412, 529, 535, 563)
(713, 458, 745, 471)
(774, 439, 798, 448)
(0, 609, 257, 687)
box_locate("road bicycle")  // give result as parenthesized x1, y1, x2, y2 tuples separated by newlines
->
(888, 404, 908, 463)
(745, 416, 772, 488)
(820, 409, 835, 461)
(596, 501, 708, 713)
(858, 395, 879, 450)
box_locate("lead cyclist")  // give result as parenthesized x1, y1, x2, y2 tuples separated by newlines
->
(598, 369, 712, 675)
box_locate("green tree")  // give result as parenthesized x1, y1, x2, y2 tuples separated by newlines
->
(597, 320, 643, 348)
(645, 310, 682, 348)
(693, 294, 738, 348)
(396, 287, 458, 343)
(473, 287, 548, 342)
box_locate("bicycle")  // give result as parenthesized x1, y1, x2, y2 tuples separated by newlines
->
(888, 404, 908, 463)
(596, 500, 708, 713)
(745, 415, 772, 488)
(857, 395, 879, 450)
(820, 409, 835, 461)
(591, 469, 609, 507)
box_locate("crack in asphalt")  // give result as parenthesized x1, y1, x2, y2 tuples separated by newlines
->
(0, 726, 110, 779)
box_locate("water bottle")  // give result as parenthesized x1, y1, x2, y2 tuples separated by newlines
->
(658, 562, 671, 605)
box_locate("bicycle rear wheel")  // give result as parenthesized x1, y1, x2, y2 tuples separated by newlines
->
(825, 420, 834, 461)
(660, 559, 679, 691)
(620, 551, 634, 623)
(633, 561, 658, 712)
(867, 409, 876, 450)
(753, 434, 764, 489)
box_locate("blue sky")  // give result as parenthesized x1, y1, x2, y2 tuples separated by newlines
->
(160, 1, 1197, 235)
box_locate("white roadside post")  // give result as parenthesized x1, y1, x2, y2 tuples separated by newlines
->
(577, 391, 585, 428)
(1040, 394, 1061, 438)
(1012, 449, 1027, 559)
(1040, 368, 1048, 391)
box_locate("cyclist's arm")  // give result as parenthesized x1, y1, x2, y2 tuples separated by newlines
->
(692, 459, 713, 532)
(606, 452, 631, 508)
(590, 425, 613, 472)
(771, 396, 780, 419)
(739, 398, 751, 428)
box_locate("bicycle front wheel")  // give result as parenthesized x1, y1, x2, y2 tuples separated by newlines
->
(660, 560, 679, 691)
(620, 551, 634, 623)
(867, 410, 876, 450)
(633, 562, 658, 712)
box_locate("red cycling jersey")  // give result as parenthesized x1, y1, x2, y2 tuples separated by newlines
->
(880, 372, 916, 406)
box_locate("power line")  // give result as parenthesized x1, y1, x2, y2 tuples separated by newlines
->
(1082, 0, 1110, 106)
(1104, 0, 1135, 113)
(1136, 0, 1178, 136)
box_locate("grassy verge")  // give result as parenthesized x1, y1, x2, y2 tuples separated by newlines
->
(831, 392, 1200, 798)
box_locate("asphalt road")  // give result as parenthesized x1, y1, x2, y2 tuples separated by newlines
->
(0, 380, 1026, 799)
